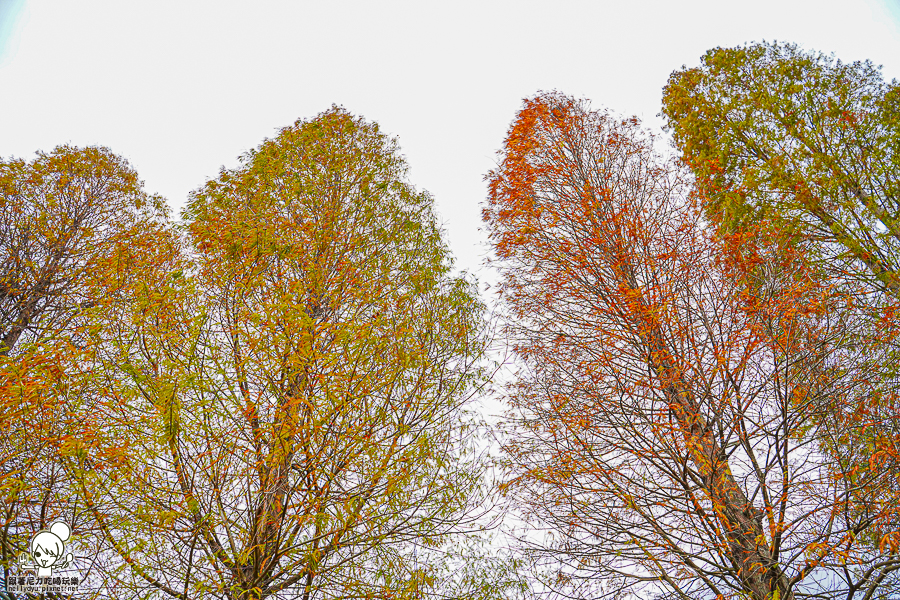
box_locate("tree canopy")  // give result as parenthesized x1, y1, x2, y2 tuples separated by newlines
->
(485, 92, 900, 600)
(2, 111, 519, 600)
(0, 145, 174, 586)
(663, 42, 900, 576)
(661, 41, 900, 300)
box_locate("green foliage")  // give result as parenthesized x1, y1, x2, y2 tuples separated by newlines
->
(662, 41, 900, 299)
(63, 107, 511, 599)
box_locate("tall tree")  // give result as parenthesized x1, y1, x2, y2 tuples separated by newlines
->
(68, 107, 510, 600)
(662, 41, 900, 558)
(661, 41, 900, 300)
(0, 145, 173, 589)
(484, 92, 900, 600)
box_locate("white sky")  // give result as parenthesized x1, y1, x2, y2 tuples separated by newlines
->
(1, 0, 899, 281)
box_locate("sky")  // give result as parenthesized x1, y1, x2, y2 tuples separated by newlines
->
(1, 0, 899, 282)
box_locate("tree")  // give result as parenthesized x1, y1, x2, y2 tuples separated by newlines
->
(660, 41, 900, 300)
(484, 92, 900, 600)
(0, 145, 173, 589)
(67, 107, 509, 600)
(661, 41, 900, 558)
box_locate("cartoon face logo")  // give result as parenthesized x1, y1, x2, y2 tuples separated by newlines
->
(18, 522, 74, 577)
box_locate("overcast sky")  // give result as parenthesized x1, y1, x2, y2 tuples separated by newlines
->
(1, 0, 899, 280)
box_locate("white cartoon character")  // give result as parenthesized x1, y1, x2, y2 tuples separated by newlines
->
(17, 522, 74, 577)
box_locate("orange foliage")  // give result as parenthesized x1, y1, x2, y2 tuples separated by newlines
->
(485, 92, 900, 600)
